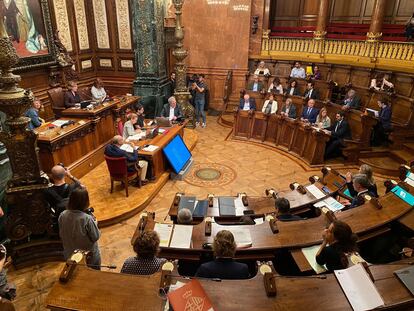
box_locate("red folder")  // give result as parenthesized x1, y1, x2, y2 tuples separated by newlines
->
(167, 279, 214, 311)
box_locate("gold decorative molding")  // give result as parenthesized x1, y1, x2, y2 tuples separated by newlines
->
(313, 30, 327, 40)
(74, 0, 90, 50)
(52, 0, 73, 52)
(115, 0, 132, 50)
(92, 0, 110, 49)
(366, 32, 382, 43)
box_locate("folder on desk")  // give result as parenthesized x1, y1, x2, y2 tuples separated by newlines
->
(391, 186, 414, 206)
(218, 197, 236, 216)
(394, 266, 414, 296)
(168, 279, 214, 311)
(193, 200, 208, 217)
(178, 196, 197, 213)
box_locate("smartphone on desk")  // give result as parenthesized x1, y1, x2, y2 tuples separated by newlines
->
(322, 186, 331, 194)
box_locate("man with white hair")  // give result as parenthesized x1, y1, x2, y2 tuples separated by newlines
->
(177, 208, 193, 225)
(104, 135, 148, 185)
(342, 89, 361, 110)
(160, 96, 183, 121)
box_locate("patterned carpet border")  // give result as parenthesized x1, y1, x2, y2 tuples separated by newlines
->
(184, 162, 237, 187)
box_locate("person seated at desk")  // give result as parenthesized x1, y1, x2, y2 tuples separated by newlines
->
(371, 99, 392, 146)
(177, 208, 193, 225)
(303, 81, 320, 100)
(247, 75, 264, 92)
(285, 79, 300, 96)
(316, 220, 358, 271)
(262, 93, 278, 114)
(195, 230, 249, 280)
(123, 113, 141, 139)
(370, 74, 394, 93)
(121, 230, 166, 275)
(64, 81, 81, 108)
(161, 96, 183, 121)
(239, 94, 256, 111)
(316, 107, 331, 129)
(135, 104, 145, 129)
(25, 98, 45, 130)
(290, 61, 306, 79)
(254, 61, 270, 76)
(341, 89, 361, 111)
(301, 99, 319, 124)
(311, 65, 322, 80)
(345, 164, 378, 198)
(91, 78, 107, 102)
(267, 77, 283, 94)
(280, 98, 297, 118)
(346, 174, 377, 209)
(59, 188, 101, 270)
(104, 135, 148, 185)
(275, 198, 303, 222)
(324, 111, 351, 159)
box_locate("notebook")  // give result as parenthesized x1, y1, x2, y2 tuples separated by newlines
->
(193, 200, 208, 217)
(178, 196, 197, 213)
(391, 186, 414, 206)
(218, 197, 236, 216)
(394, 265, 414, 296)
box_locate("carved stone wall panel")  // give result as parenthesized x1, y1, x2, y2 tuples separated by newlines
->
(81, 59, 93, 69)
(52, 0, 73, 52)
(99, 58, 113, 68)
(115, 0, 132, 50)
(74, 0, 90, 50)
(92, 0, 110, 49)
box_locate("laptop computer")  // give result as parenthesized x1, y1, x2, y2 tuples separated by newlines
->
(80, 100, 92, 109)
(155, 117, 172, 127)
(218, 196, 236, 216)
(394, 266, 414, 296)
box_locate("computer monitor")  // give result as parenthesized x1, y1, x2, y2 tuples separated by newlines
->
(162, 135, 192, 174)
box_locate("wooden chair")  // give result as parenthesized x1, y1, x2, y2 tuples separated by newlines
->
(47, 87, 65, 117)
(0, 297, 16, 311)
(104, 155, 141, 197)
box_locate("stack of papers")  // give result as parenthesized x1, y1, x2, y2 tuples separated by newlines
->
(314, 197, 344, 212)
(169, 225, 193, 249)
(51, 120, 69, 127)
(306, 184, 326, 199)
(120, 144, 134, 153)
(335, 264, 384, 311)
(142, 145, 159, 152)
(301, 244, 327, 274)
(126, 132, 146, 141)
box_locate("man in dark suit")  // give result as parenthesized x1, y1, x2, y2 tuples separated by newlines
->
(160, 96, 183, 121)
(247, 75, 264, 92)
(342, 89, 361, 110)
(239, 94, 256, 111)
(280, 98, 297, 118)
(64, 81, 81, 108)
(276, 198, 303, 222)
(348, 174, 376, 209)
(324, 111, 352, 159)
(301, 99, 319, 123)
(195, 230, 249, 279)
(303, 82, 320, 100)
(104, 135, 148, 184)
(371, 99, 392, 146)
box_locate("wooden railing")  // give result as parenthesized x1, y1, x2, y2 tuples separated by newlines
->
(261, 35, 414, 73)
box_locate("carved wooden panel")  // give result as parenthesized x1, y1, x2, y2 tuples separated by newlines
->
(115, 0, 132, 50)
(92, 0, 110, 49)
(74, 0, 90, 50)
(52, 0, 73, 51)
(332, 0, 364, 18)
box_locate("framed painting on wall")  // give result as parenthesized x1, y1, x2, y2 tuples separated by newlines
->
(0, 0, 57, 70)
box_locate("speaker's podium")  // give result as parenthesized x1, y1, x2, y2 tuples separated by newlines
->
(163, 134, 193, 180)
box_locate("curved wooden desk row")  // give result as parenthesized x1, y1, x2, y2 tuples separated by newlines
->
(46, 259, 414, 310)
(167, 170, 346, 222)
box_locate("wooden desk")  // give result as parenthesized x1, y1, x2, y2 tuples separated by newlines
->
(46, 259, 414, 310)
(37, 119, 95, 173)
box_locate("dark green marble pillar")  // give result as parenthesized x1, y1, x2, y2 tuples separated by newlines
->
(131, 0, 170, 118)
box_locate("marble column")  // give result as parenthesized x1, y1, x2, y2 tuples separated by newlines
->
(314, 0, 330, 40)
(131, 0, 169, 117)
(367, 0, 387, 42)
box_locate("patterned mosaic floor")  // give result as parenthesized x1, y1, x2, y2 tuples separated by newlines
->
(184, 163, 237, 187)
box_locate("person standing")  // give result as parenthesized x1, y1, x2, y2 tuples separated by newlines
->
(193, 74, 207, 127)
(58, 188, 101, 270)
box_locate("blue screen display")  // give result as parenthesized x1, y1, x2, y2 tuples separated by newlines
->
(391, 186, 414, 207)
(163, 135, 192, 173)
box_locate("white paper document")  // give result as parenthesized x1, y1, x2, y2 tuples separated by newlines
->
(169, 225, 193, 249)
(301, 244, 327, 274)
(366, 108, 379, 117)
(120, 144, 134, 153)
(51, 120, 69, 127)
(142, 145, 159, 152)
(126, 132, 146, 141)
(154, 223, 174, 247)
(334, 264, 384, 311)
(314, 197, 344, 212)
(234, 197, 245, 216)
(406, 178, 414, 188)
(229, 228, 252, 248)
(306, 184, 326, 199)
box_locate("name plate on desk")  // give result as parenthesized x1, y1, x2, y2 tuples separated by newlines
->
(391, 186, 414, 206)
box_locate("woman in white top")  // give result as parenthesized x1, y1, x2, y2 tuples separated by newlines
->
(267, 77, 284, 94)
(315, 107, 331, 129)
(123, 113, 141, 139)
(91, 78, 107, 102)
(262, 94, 278, 114)
(254, 61, 270, 76)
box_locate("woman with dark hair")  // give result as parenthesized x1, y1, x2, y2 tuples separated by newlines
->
(195, 230, 249, 279)
(316, 221, 358, 271)
(267, 77, 283, 94)
(285, 79, 300, 96)
(121, 230, 166, 275)
(135, 103, 145, 128)
(58, 188, 101, 270)
(91, 78, 107, 102)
